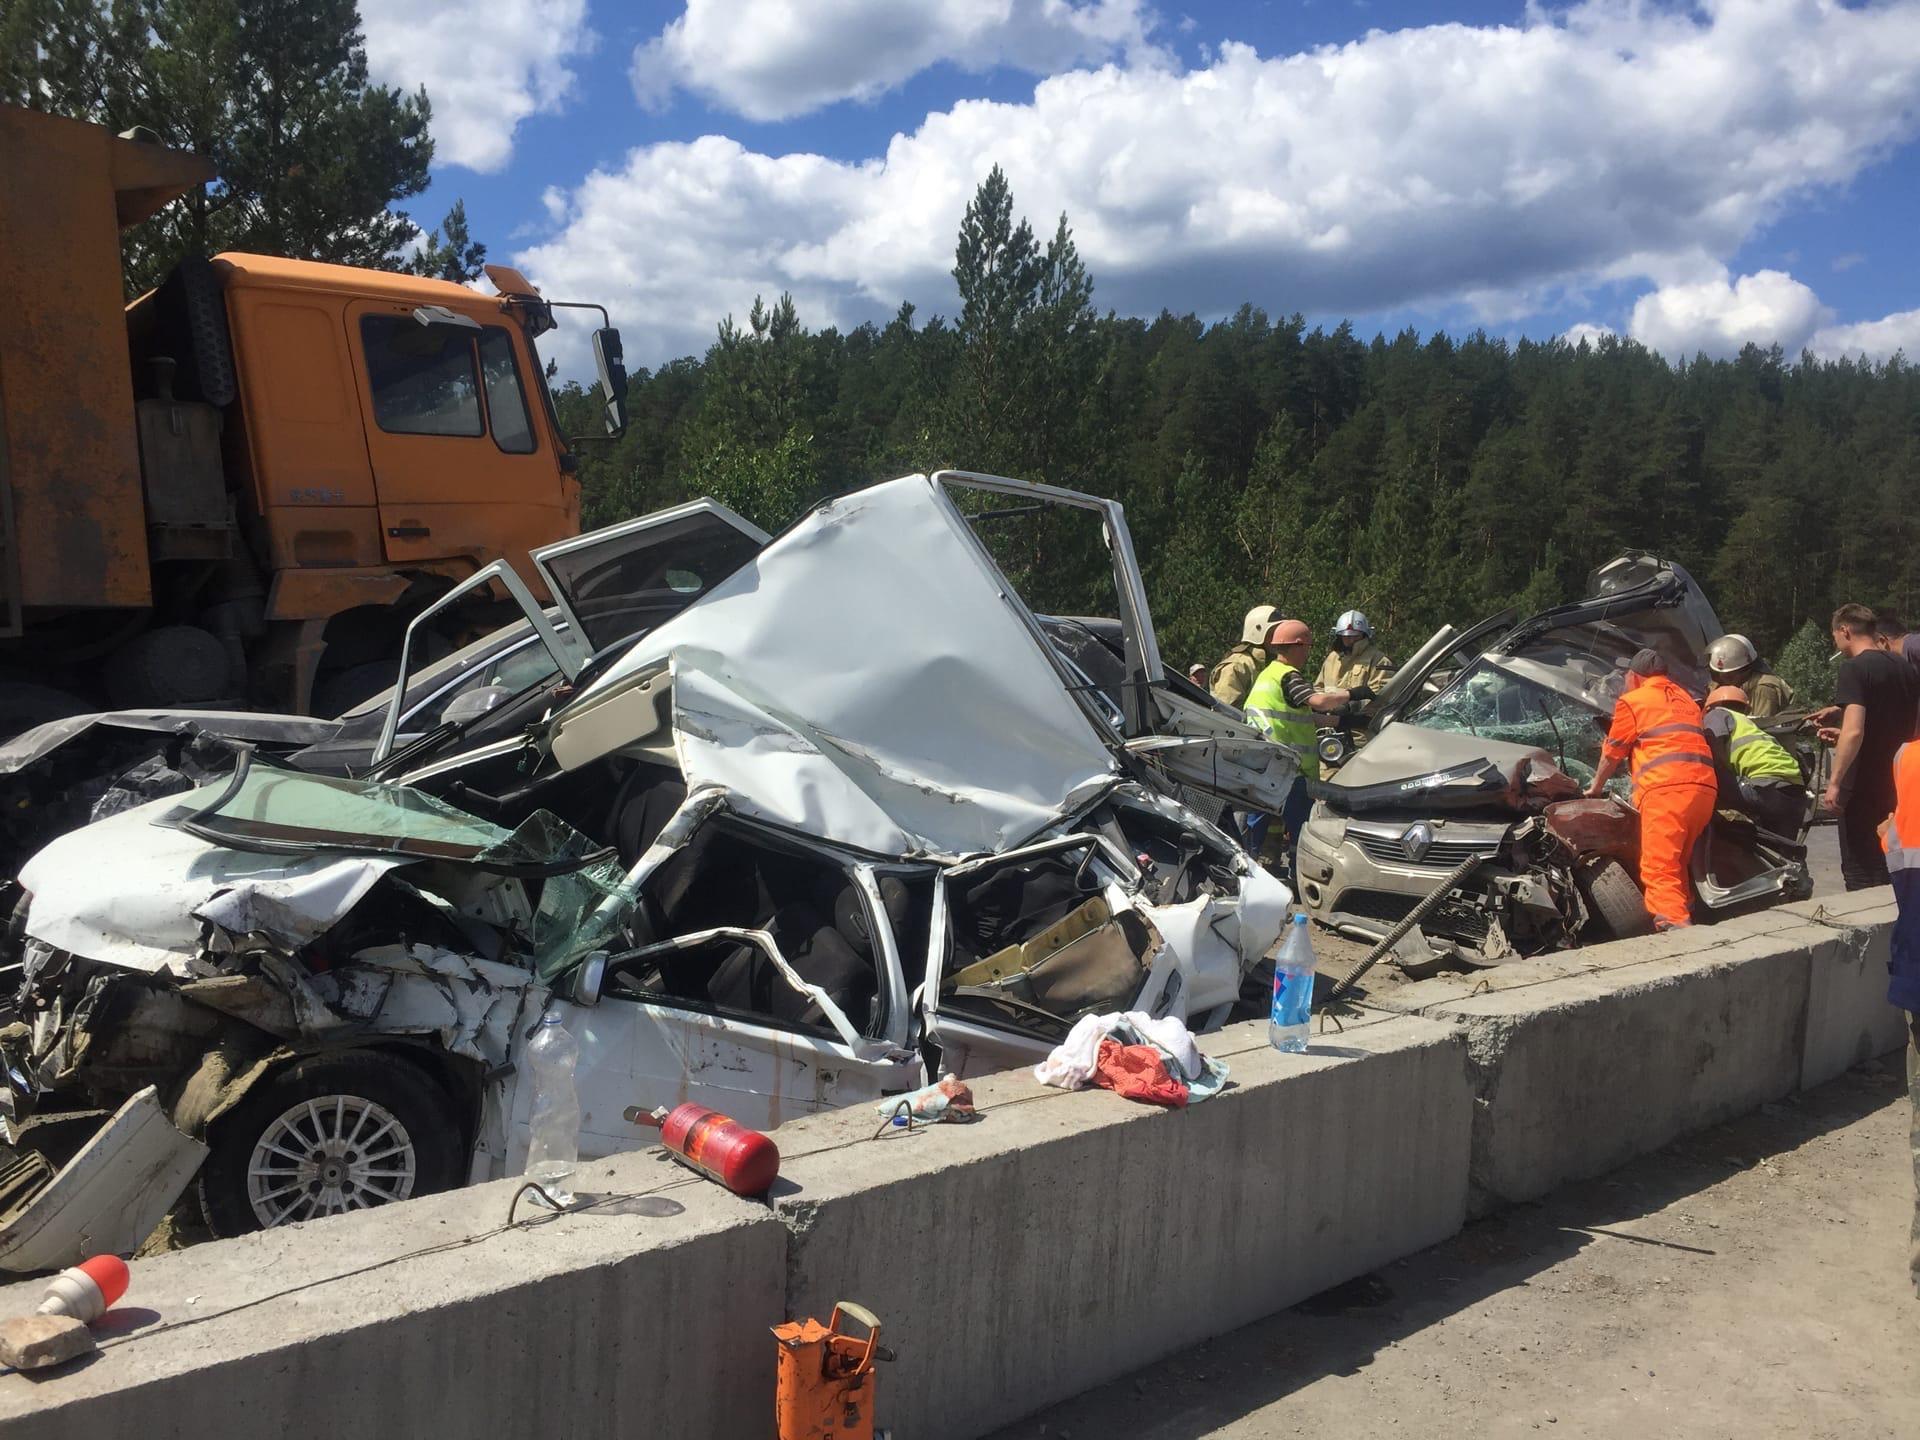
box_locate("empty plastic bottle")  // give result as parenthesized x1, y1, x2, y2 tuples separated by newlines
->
(1269, 913, 1316, 1053)
(524, 1012, 581, 1200)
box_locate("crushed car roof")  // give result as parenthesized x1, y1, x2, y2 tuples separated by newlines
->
(558, 475, 1126, 860)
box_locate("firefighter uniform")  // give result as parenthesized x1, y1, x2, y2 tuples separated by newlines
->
(1317, 637, 1395, 694)
(1602, 671, 1718, 928)
(1878, 739, 1920, 1296)
(1745, 669, 1795, 719)
(1209, 644, 1270, 708)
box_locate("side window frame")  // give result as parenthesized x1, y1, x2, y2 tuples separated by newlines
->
(477, 327, 539, 456)
(358, 314, 485, 439)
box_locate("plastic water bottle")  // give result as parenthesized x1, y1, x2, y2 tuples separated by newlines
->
(1269, 913, 1316, 1053)
(525, 1012, 581, 1199)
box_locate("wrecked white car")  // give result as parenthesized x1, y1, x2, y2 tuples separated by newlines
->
(0, 473, 1293, 1270)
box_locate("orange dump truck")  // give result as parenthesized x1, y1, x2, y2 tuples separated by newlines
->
(0, 102, 627, 730)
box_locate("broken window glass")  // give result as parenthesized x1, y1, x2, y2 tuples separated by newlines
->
(1403, 656, 1613, 783)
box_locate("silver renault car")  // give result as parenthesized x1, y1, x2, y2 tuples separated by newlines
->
(1296, 554, 1812, 968)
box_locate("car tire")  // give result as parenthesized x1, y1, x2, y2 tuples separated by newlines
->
(1576, 856, 1653, 940)
(198, 1052, 465, 1237)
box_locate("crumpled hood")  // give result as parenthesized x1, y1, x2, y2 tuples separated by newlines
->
(571, 476, 1123, 859)
(1330, 724, 1553, 793)
(0, 709, 337, 775)
(18, 791, 404, 973)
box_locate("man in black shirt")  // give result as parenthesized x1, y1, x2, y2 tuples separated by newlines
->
(1824, 603, 1919, 889)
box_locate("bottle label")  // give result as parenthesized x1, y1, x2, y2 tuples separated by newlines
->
(1272, 966, 1312, 1027)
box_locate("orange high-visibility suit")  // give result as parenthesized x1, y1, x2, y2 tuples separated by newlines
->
(1602, 673, 1718, 927)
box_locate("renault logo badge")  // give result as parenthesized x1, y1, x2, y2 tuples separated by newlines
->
(1402, 822, 1434, 862)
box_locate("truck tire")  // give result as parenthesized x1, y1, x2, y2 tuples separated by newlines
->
(158, 256, 237, 407)
(198, 1052, 465, 1237)
(1576, 857, 1654, 941)
(104, 625, 231, 708)
(0, 682, 91, 741)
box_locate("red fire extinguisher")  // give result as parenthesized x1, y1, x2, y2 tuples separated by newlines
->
(624, 1102, 780, 1196)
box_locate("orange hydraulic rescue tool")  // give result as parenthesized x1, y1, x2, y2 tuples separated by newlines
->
(773, 1300, 895, 1440)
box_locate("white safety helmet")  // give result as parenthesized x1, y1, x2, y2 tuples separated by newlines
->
(1707, 633, 1758, 677)
(1241, 604, 1281, 645)
(1333, 609, 1373, 640)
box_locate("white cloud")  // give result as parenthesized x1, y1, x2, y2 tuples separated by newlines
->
(362, 0, 594, 173)
(631, 0, 1164, 121)
(1561, 321, 1615, 347)
(1811, 306, 1920, 360)
(1571, 267, 1920, 362)
(521, 0, 1920, 368)
(1627, 268, 1832, 358)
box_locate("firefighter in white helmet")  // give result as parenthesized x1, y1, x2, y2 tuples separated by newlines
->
(1209, 603, 1281, 708)
(1707, 633, 1793, 719)
(1318, 609, 1396, 695)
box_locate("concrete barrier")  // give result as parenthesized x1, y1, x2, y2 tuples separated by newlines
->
(773, 1012, 1472, 1440)
(1791, 892, 1910, 1088)
(0, 1149, 785, 1439)
(0, 893, 1905, 1438)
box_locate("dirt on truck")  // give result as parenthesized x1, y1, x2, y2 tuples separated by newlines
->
(0, 102, 628, 733)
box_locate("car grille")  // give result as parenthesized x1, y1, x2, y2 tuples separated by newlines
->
(1350, 832, 1500, 869)
(1336, 890, 1417, 926)
(1334, 889, 1492, 944)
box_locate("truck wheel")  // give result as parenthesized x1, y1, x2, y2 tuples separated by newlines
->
(198, 1053, 465, 1237)
(0, 682, 91, 741)
(1576, 857, 1653, 941)
(161, 256, 237, 407)
(104, 625, 230, 708)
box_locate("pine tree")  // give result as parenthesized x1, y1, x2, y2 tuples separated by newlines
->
(6, 0, 435, 291)
(408, 198, 487, 284)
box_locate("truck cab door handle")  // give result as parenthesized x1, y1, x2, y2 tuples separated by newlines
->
(387, 525, 430, 539)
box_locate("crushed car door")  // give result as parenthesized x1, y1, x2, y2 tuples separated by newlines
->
(932, 471, 1296, 813)
(917, 832, 1184, 1081)
(551, 928, 918, 1151)
(532, 498, 769, 659)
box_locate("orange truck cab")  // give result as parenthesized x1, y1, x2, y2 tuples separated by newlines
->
(0, 102, 627, 728)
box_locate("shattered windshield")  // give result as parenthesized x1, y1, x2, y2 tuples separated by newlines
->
(1403, 656, 1613, 784)
(160, 759, 615, 876)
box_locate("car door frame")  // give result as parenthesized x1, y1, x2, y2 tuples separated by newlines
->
(374, 559, 581, 764)
(536, 844, 920, 1150)
(916, 828, 1182, 1078)
(1370, 608, 1520, 734)
(931, 471, 1295, 812)
(529, 498, 770, 656)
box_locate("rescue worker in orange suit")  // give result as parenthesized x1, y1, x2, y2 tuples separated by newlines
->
(1582, 648, 1718, 929)
(1877, 737, 1920, 1296)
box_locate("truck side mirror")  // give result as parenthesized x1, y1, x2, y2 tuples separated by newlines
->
(592, 327, 628, 438)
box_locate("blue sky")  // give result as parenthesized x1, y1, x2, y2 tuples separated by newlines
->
(363, 1, 1920, 371)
